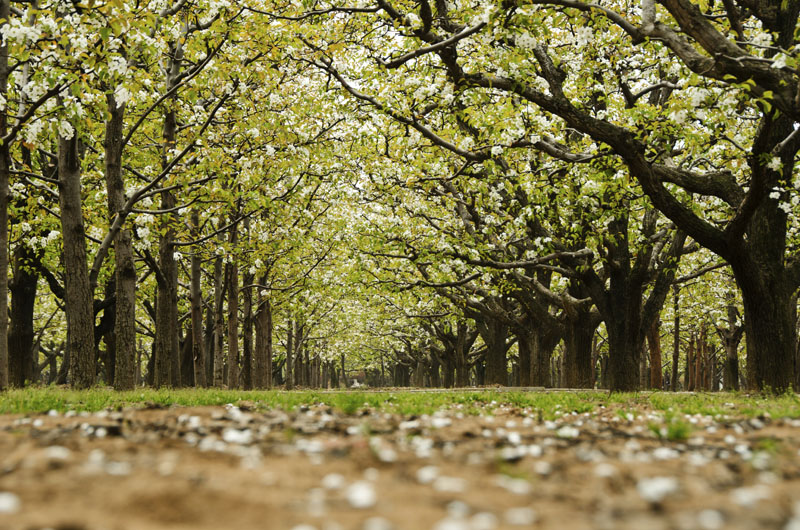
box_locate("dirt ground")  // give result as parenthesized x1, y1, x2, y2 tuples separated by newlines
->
(1, 397, 800, 530)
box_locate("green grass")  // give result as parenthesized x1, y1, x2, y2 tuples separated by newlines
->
(0, 387, 798, 419)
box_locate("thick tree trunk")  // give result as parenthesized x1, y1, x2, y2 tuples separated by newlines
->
(442, 356, 455, 388)
(605, 315, 641, 392)
(429, 357, 441, 387)
(478, 318, 509, 386)
(563, 316, 595, 388)
(104, 94, 136, 390)
(58, 133, 95, 388)
(9, 244, 38, 386)
(734, 261, 795, 392)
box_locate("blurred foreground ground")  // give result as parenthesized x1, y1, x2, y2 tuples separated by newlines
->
(1, 397, 799, 529)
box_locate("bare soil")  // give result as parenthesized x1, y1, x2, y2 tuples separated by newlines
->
(1, 398, 800, 529)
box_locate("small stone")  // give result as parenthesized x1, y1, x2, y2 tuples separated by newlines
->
(637, 476, 679, 503)
(533, 461, 552, 476)
(697, 509, 724, 530)
(431, 417, 452, 429)
(556, 426, 579, 438)
(446, 501, 470, 518)
(0, 492, 21, 514)
(416, 465, 439, 484)
(494, 475, 531, 495)
(346, 481, 376, 509)
(433, 476, 466, 493)
(44, 446, 71, 461)
(594, 463, 617, 478)
(504, 507, 537, 526)
(470, 512, 498, 530)
(222, 428, 253, 445)
(106, 461, 132, 476)
(730, 485, 771, 507)
(321, 473, 346, 490)
(362, 517, 393, 530)
(432, 518, 469, 530)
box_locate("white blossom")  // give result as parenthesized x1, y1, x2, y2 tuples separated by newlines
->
(58, 120, 75, 140)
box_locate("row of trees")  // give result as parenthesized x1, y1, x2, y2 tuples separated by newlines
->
(0, 0, 798, 392)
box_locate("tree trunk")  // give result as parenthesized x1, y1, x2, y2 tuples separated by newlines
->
(687, 332, 695, 391)
(213, 257, 226, 386)
(734, 261, 795, 392)
(518, 335, 531, 387)
(9, 244, 38, 386)
(605, 315, 641, 392)
(226, 255, 239, 389)
(429, 356, 441, 387)
(671, 285, 680, 391)
(254, 292, 272, 389)
(477, 318, 509, 386)
(647, 320, 663, 390)
(563, 316, 595, 388)
(286, 320, 294, 389)
(190, 212, 206, 387)
(58, 132, 95, 388)
(242, 272, 253, 390)
(180, 326, 194, 386)
(104, 94, 136, 390)
(0, 0, 10, 390)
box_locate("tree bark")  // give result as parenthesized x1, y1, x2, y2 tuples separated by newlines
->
(242, 270, 253, 390)
(286, 319, 294, 389)
(226, 254, 239, 389)
(254, 290, 272, 389)
(477, 317, 509, 385)
(190, 211, 206, 387)
(647, 320, 663, 389)
(563, 313, 597, 388)
(9, 244, 38, 386)
(0, 0, 10, 390)
(671, 285, 680, 391)
(213, 257, 225, 386)
(58, 132, 95, 388)
(104, 94, 136, 390)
